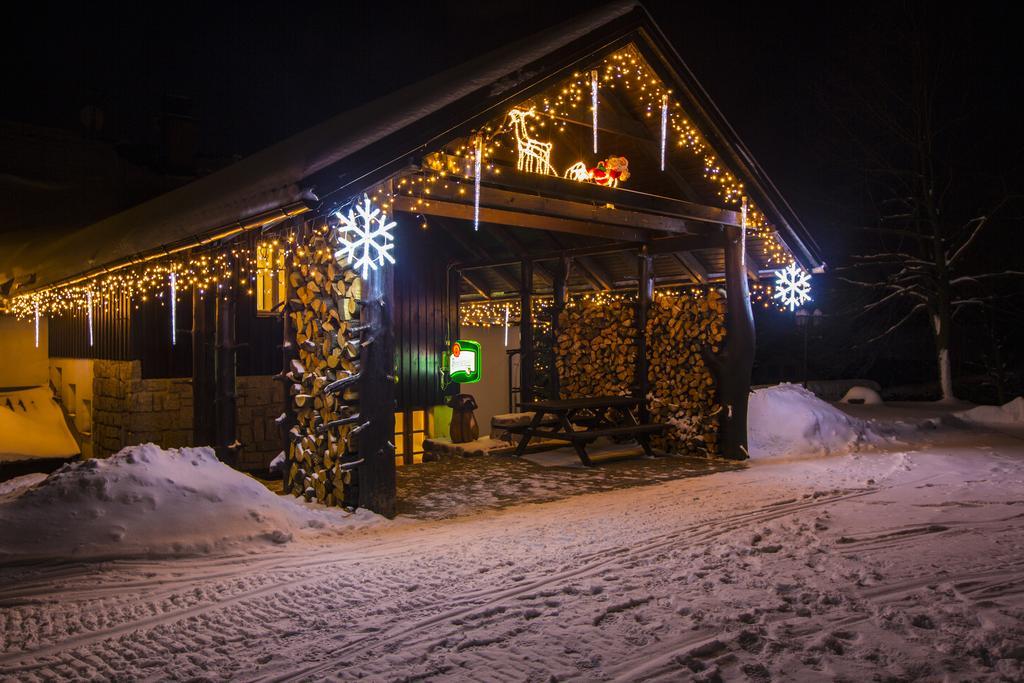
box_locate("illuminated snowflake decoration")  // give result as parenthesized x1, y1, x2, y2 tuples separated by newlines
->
(334, 195, 396, 278)
(773, 262, 812, 311)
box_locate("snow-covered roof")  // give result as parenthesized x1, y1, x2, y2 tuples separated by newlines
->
(2, 1, 822, 293)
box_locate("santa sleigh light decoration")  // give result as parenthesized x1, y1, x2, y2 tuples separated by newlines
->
(563, 156, 631, 188)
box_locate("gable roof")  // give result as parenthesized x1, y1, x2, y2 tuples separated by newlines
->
(2, 1, 822, 294)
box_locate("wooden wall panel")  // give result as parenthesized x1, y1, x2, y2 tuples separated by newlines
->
(393, 222, 451, 410)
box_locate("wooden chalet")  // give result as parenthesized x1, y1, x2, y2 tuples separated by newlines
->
(0, 2, 823, 516)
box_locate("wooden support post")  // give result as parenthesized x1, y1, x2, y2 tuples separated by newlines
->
(279, 246, 298, 468)
(706, 225, 755, 460)
(357, 260, 397, 517)
(550, 256, 570, 398)
(519, 258, 534, 404)
(637, 248, 653, 424)
(214, 265, 238, 466)
(191, 286, 215, 447)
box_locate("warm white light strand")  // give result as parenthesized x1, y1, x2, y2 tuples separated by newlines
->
(87, 290, 94, 347)
(591, 69, 599, 154)
(660, 93, 668, 171)
(473, 134, 482, 232)
(34, 301, 39, 348)
(170, 271, 177, 346)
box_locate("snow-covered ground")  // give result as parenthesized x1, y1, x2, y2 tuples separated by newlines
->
(1, 393, 1023, 680)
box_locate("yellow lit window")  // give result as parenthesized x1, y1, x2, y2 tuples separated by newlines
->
(394, 409, 427, 465)
(256, 243, 286, 315)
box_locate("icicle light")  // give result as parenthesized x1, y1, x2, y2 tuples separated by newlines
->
(503, 301, 510, 347)
(34, 301, 39, 348)
(87, 290, 94, 347)
(473, 134, 482, 231)
(741, 196, 748, 267)
(170, 271, 177, 346)
(660, 93, 668, 171)
(590, 69, 599, 154)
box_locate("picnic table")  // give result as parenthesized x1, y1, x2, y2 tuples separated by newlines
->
(509, 396, 666, 466)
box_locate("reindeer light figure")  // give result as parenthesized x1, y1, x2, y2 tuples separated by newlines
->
(508, 108, 556, 176)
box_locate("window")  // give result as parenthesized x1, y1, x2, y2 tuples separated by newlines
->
(256, 243, 286, 315)
(395, 409, 428, 466)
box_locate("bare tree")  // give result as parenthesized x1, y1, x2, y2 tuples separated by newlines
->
(834, 15, 1021, 402)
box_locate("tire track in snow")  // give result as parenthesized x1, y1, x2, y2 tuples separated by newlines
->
(262, 489, 873, 682)
(0, 488, 869, 679)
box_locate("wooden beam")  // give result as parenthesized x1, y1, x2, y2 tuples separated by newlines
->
(358, 259, 397, 516)
(192, 286, 215, 448)
(540, 231, 608, 292)
(400, 173, 735, 233)
(676, 252, 709, 283)
(394, 194, 648, 242)
(483, 171, 742, 228)
(637, 249, 653, 424)
(519, 259, 534, 404)
(575, 255, 613, 291)
(455, 233, 723, 274)
(435, 217, 521, 292)
(487, 226, 554, 286)
(550, 257, 570, 398)
(214, 266, 238, 466)
(706, 226, 755, 461)
(460, 271, 491, 299)
(647, 234, 725, 255)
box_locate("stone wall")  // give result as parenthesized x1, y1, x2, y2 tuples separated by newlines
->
(92, 359, 282, 469)
(236, 374, 285, 470)
(93, 360, 192, 458)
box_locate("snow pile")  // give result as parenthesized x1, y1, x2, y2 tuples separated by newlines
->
(840, 385, 883, 405)
(0, 444, 377, 562)
(0, 386, 79, 461)
(748, 383, 877, 458)
(957, 396, 1024, 426)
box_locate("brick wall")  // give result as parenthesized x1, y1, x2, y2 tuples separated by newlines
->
(92, 360, 282, 469)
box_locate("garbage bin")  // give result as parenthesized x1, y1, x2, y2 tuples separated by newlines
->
(447, 394, 480, 443)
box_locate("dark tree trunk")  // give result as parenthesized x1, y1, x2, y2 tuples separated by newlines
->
(519, 258, 534, 404)
(708, 225, 755, 460)
(214, 272, 238, 466)
(636, 248, 653, 424)
(191, 286, 215, 448)
(356, 261, 396, 517)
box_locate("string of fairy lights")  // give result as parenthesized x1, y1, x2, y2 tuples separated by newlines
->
(8, 42, 806, 340)
(9, 232, 301, 346)
(369, 44, 792, 270)
(459, 283, 782, 329)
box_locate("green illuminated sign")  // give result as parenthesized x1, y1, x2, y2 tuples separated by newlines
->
(449, 339, 482, 384)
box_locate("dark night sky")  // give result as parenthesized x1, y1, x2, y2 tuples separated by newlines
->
(3, 0, 1020, 261)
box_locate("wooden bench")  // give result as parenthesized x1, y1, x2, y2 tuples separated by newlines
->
(513, 396, 665, 466)
(543, 424, 667, 466)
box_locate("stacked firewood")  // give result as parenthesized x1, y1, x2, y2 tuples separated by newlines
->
(284, 233, 363, 506)
(555, 298, 637, 398)
(646, 291, 725, 456)
(554, 291, 726, 456)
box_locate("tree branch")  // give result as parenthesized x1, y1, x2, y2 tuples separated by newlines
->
(864, 303, 926, 344)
